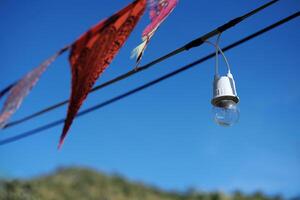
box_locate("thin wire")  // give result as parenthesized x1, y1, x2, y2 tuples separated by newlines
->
(0, 11, 299, 146)
(216, 33, 231, 73)
(215, 34, 221, 76)
(0, 0, 280, 129)
(218, 43, 231, 74)
(205, 40, 231, 74)
(0, 83, 15, 99)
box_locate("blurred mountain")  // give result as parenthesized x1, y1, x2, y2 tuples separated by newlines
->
(0, 167, 285, 200)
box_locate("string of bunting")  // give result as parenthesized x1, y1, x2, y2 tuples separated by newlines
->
(0, 0, 179, 148)
(0, 1, 284, 148)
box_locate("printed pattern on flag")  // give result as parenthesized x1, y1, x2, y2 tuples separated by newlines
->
(131, 0, 178, 64)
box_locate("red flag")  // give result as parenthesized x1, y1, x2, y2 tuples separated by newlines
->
(59, 0, 147, 148)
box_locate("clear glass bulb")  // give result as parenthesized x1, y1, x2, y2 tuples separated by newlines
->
(212, 99, 239, 127)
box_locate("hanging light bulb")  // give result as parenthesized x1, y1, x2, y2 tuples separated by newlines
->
(208, 34, 240, 127)
(211, 73, 239, 126)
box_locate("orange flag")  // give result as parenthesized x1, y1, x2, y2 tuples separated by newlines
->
(59, 0, 147, 148)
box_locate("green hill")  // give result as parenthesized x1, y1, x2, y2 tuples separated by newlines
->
(0, 167, 284, 200)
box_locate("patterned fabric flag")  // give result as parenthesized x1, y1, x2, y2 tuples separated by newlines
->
(59, 0, 147, 148)
(131, 0, 178, 65)
(0, 47, 68, 128)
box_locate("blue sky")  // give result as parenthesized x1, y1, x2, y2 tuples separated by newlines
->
(0, 0, 299, 198)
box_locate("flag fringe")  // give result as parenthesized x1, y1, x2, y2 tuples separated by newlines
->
(131, 39, 148, 61)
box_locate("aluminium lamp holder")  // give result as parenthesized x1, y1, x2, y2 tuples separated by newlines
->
(211, 73, 239, 107)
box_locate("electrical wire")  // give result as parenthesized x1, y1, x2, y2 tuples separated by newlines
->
(216, 34, 221, 76)
(216, 34, 231, 74)
(0, 83, 15, 99)
(0, 11, 299, 146)
(205, 38, 232, 76)
(1, 0, 280, 129)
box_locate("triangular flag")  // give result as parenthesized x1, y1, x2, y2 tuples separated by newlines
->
(0, 47, 68, 128)
(59, 0, 147, 148)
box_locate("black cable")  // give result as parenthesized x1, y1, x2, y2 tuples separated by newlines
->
(2, 0, 279, 129)
(0, 11, 298, 146)
(184, 0, 279, 49)
(0, 83, 16, 99)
